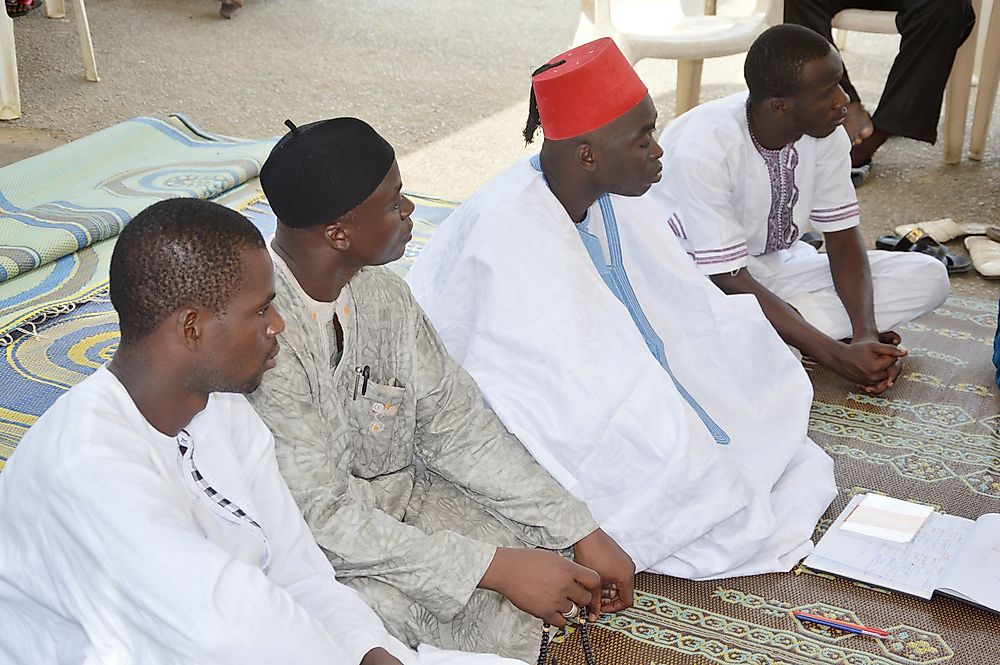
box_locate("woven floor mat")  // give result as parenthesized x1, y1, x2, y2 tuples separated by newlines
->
(0, 115, 274, 341)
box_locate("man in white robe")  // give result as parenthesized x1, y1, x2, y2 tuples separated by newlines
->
(649, 24, 949, 394)
(0, 199, 523, 665)
(406, 38, 837, 580)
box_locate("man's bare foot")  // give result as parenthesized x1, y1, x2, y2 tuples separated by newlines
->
(844, 102, 874, 146)
(850, 129, 890, 168)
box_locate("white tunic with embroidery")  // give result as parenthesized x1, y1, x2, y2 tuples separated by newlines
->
(649, 91, 949, 341)
(649, 92, 859, 274)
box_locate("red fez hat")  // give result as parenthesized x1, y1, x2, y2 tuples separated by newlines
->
(532, 38, 648, 141)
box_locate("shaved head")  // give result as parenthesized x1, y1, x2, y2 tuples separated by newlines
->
(109, 198, 265, 342)
(745, 24, 836, 103)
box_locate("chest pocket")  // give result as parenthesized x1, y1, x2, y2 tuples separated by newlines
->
(354, 375, 406, 443)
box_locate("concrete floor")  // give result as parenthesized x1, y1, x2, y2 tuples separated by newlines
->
(2, 0, 999, 299)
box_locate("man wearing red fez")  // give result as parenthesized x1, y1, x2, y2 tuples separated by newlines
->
(249, 117, 635, 661)
(407, 38, 836, 580)
(649, 25, 948, 392)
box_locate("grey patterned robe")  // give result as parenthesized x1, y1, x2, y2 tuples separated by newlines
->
(249, 256, 598, 661)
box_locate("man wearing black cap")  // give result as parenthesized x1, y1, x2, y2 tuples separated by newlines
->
(248, 117, 635, 660)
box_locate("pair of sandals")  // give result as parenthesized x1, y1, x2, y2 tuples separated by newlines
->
(5, 0, 40, 17)
(874, 219, 1000, 275)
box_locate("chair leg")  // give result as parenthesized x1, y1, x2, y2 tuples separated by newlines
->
(942, 0, 981, 165)
(73, 0, 99, 82)
(970, 0, 1000, 160)
(572, 5, 595, 46)
(834, 28, 848, 52)
(0, 8, 20, 120)
(44, 0, 66, 19)
(676, 59, 704, 117)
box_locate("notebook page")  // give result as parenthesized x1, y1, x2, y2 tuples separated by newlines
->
(937, 513, 1000, 609)
(807, 497, 973, 599)
(840, 493, 933, 542)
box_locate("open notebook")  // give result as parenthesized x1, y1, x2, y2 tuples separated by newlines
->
(804, 494, 1000, 612)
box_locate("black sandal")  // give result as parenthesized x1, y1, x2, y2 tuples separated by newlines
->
(877, 228, 972, 274)
(800, 231, 823, 250)
(850, 162, 871, 187)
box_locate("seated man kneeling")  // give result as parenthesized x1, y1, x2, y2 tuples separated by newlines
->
(406, 38, 837, 580)
(650, 24, 950, 394)
(249, 117, 634, 662)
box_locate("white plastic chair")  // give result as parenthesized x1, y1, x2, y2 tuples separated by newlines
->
(970, 0, 998, 159)
(0, 8, 19, 119)
(575, 0, 783, 116)
(837, 1, 993, 78)
(829, 3, 981, 164)
(0, 0, 99, 121)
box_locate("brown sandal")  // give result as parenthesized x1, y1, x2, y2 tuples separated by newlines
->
(6, 0, 41, 17)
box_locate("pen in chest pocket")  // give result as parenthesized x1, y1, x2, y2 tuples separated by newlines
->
(352, 365, 371, 400)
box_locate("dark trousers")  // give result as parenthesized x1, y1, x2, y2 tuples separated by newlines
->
(784, 0, 976, 143)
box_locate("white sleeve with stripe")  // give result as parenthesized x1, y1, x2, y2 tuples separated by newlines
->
(660, 153, 750, 276)
(809, 128, 860, 233)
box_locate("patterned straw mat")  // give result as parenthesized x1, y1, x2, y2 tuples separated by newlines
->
(549, 295, 1000, 665)
(0, 115, 275, 344)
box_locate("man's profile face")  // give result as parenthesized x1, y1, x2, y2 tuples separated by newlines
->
(591, 96, 664, 197)
(790, 51, 850, 139)
(201, 248, 285, 394)
(339, 160, 415, 267)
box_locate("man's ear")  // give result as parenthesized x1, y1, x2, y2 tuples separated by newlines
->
(176, 307, 202, 352)
(577, 142, 598, 173)
(769, 96, 790, 117)
(323, 223, 351, 252)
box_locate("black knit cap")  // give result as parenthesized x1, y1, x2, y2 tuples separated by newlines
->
(259, 117, 396, 229)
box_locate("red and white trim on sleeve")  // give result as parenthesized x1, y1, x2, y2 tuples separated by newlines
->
(809, 202, 860, 227)
(690, 243, 749, 267)
(666, 213, 688, 239)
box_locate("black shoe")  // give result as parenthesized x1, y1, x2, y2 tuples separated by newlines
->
(800, 231, 823, 250)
